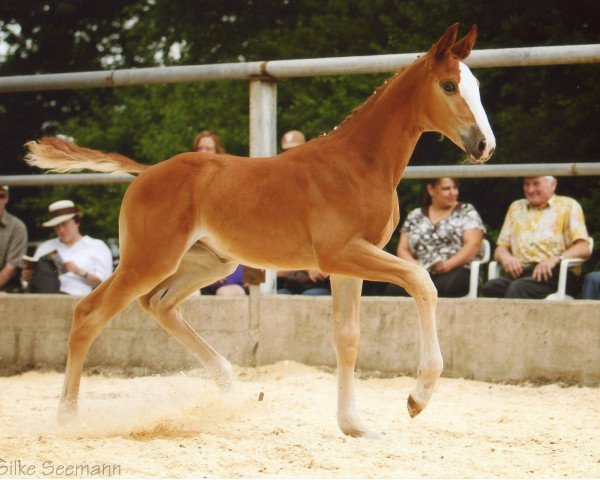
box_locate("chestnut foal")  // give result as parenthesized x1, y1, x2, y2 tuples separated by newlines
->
(25, 23, 495, 438)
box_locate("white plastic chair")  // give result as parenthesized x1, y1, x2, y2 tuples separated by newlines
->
(465, 238, 491, 299)
(487, 237, 594, 301)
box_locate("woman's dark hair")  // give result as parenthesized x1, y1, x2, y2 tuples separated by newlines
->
(422, 177, 459, 207)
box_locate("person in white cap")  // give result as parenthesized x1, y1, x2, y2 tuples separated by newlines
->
(22, 199, 113, 295)
(0, 185, 28, 292)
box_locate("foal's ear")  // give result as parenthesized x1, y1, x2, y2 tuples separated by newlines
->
(431, 23, 460, 61)
(450, 25, 477, 60)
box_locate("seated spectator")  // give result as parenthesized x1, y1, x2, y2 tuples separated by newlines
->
(582, 270, 600, 300)
(192, 129, 225, 154)
(201, 264, 247, 296)
(276, 130, 331, 296)
(281, 130, 306, 150)
(21, 200, 113, 295)
(482, 176, 590, 299)
(385, 177, 485, 297)
(277, 269, 330, 296)
(0, 185, 28, 292)
(192, 130, 246, 296)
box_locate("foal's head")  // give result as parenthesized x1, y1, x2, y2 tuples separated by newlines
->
(418, 23, 496, 163)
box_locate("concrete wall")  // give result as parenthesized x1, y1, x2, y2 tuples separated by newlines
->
(1, 294, 599, 385)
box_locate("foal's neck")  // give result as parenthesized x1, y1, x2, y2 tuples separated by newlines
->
(334, 59, 428, 186)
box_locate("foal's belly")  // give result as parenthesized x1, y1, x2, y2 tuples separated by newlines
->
(193, 226, 317, 270)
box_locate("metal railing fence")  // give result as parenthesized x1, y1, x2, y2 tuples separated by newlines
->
(2, 43, 599, 187)
(2, 162, 600, 188)
(0, 44, 599, 93)
(1, 43, 599, 292)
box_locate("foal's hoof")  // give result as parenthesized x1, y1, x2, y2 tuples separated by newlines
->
(339, 416, 383, 440)
(342, 425, 383, 440)
(407, 394, 424, 418)
(359, 429, 384, 440)
(213, 361, 236, 393)
(57, 406, 78, 425)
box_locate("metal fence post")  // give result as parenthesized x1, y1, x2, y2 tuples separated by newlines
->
(249, 76, 278, 295)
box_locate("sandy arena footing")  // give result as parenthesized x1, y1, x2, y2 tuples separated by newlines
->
(1, 361, 599, 478)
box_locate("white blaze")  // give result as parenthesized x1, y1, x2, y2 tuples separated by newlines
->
(458, 62, 496, 156)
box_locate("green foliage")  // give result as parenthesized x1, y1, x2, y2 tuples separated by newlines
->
(278, 75, 388, 139)
(1, 0, 600, 259)
(64, 81, 250, 161)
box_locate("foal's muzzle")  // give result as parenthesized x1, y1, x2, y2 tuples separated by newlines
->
(461, 125, 495, 162)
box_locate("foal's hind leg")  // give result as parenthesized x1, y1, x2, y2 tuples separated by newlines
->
(58, 267, 172, 421)
(138, 242, 238, 391)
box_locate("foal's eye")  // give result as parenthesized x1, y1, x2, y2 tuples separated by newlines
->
(441, 80, 457, 95)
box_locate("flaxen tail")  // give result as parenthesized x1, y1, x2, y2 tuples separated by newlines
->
(24, 136, 148, 175)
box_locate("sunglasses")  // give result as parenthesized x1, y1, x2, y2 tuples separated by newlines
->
(0, 193, 7, 199)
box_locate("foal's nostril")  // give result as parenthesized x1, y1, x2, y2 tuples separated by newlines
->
(478, 139, 487, 154)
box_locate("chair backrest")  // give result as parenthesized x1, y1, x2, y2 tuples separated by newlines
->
(480, 239, 491, 263)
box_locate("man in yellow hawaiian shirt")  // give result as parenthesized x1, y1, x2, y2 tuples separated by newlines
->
(482, 176, 591, 298)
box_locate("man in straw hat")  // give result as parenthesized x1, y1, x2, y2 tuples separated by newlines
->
(22, 199, 113, 295)
(0, 185, 28, 292)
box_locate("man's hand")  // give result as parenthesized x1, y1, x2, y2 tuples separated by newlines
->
(532, 256, 560, 282)
(21, 267, 33, 282)
(500, 254, 523, 279)
(308, 268, 328, 283)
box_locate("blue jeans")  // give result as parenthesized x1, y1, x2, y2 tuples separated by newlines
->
(302, 287, 330, 296)
(277, 287, 330, 296)
(582, 271, 600, 300)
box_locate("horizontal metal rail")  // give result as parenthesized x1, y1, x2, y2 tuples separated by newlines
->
(401, 162, 600, 179)
(0, 173, 135, 186)
(0, 44, 599, 93)
(3, 162, 600, 187)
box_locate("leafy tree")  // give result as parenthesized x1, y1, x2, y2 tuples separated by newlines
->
(1, 0, 599, 268)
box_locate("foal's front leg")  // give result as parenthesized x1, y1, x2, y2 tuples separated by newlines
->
(323, 240, 443, 424)
(330, 275, 380, 438)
